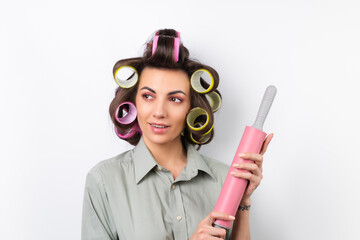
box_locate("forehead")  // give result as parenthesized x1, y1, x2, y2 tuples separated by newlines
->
(139, 67, 190, 92)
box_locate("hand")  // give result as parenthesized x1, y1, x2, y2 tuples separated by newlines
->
(190, 211, 235, 240)
(230, 133, 274, 205)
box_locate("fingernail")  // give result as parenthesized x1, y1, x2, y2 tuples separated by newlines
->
(229, 215, 235, 220)
(230, 171, 236, 175)
(239, 153, 246, 158)
(233, 164, 239, 168)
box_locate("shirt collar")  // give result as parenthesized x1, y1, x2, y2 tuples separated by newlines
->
(133, 138, 158, 184)
(185, 144, 216, 181)
(133, 137, 216, 184)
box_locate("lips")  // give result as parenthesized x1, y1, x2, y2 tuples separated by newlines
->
(149, 123, 170, 128)
(148, 122, 170, 134)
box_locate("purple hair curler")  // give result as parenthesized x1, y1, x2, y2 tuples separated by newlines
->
(114, 102, 137, 125)
(213, 85, 277, 230)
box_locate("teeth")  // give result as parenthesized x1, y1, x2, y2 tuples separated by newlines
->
(151, 124, 166, 128)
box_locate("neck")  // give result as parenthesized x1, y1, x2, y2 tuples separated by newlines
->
(142, 136, 187, 178)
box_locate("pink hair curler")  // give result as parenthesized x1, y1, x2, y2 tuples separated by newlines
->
(152, 31, 181, 62)
(173, 35, 180, 62)
(152, 35, 159, 56)
(115, 123, 141, 139)
(114, 102, 137, 125)
(213, 85, 277, 230)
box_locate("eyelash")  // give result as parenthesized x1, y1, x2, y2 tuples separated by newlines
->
(169, 97, 183, 103)
(141, 94, 183, 103)
(142, 93, 154, 100)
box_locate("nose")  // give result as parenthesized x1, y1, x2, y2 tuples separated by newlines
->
(153, 100, 167, 118)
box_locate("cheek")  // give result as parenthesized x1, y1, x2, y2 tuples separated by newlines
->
(135, 95, 146, 120)
(136, 105, 147, 122)
(174, 107, 190, 125)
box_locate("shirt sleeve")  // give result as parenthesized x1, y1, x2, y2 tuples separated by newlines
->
(81, 172, 118, 240)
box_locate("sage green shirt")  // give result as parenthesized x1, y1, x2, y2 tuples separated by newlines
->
(81, 138, 232, 240)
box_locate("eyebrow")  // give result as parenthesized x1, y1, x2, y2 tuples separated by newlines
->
(140, 86, 155, 94)
(140, 87, 187, 96)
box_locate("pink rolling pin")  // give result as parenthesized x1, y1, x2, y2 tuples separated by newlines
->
(213, 85, 277, 230)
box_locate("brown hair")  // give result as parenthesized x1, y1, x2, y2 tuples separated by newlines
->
(109, 29, 221, 147)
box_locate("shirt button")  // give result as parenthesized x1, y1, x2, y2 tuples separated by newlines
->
(176, 216, 182, 221)
(171, 184, 176, 189)
(157, 166, 162, 171)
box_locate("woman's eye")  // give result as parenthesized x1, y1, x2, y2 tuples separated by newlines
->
(170, 97, 182, 103)
(142, 94, 153, 100)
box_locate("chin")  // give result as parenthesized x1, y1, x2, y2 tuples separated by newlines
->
(144, 133, 181, 146)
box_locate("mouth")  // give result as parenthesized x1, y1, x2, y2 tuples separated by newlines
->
(149, 123, 170, 129)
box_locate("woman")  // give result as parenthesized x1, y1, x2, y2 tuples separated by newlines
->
(81, 29, 273, 240)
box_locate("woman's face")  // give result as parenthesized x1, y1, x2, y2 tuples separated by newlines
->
(135, 67, 191, 147)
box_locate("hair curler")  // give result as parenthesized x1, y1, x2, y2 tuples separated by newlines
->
(190, 69, 215, 93)
(114, 102, 137, 125)
(152, 31, 181, 62)
(213, 85, 277, 230)
(114, 66, 138, 88)
(115, 123, 141, 139)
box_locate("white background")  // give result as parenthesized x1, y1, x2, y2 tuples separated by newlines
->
(1, 0, 359, 239)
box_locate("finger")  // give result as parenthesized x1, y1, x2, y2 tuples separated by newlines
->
(238, 152, 263, 163)
(201, 214, 214, 226)
(232, 163, 261, 176)
(208, 235, 224, 240)
(230, 170, 261, 185)
(236, 153, 263, 174)
(202, 212, 235, 227)
(198, 225, 227, 239)
(259, 133, 274, 155)
(210, 211, 235, 222)
(238, 154, 263, 172)
(231, 170, 252, 181)
(260, 133, 273, 154)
